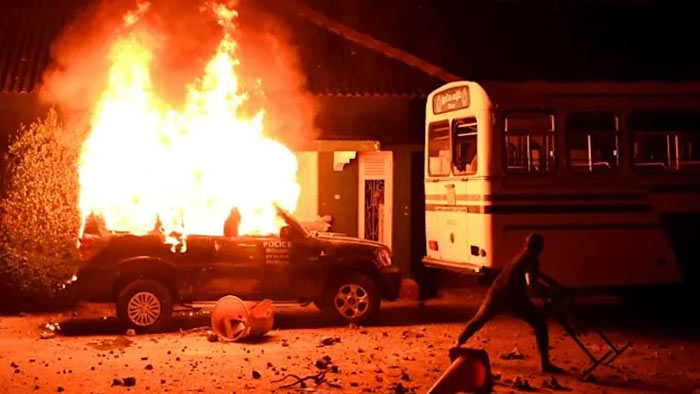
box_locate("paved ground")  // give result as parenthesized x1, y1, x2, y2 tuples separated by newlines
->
(1, 288, 699, 394)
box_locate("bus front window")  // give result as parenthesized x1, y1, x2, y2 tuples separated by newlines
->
(428, 121, 451, 176)
(452, 117, 478, 175)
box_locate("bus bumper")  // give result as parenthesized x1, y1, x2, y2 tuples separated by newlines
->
(422, 256, 486, 275)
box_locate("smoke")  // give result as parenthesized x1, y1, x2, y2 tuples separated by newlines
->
(39, 0, 318, 143)
(233, 3, 320, 145)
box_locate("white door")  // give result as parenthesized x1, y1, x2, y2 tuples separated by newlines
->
(358, 151, 393, 248)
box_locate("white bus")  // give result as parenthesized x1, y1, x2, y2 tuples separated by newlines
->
(423, 81, 700, 291)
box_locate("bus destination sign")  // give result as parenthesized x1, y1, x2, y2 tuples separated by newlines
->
(433, 86, 470, 114)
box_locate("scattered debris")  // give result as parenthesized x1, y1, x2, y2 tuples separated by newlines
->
(123, 377, 136, 387)
(112, 378, 123, 386)
(206, 330, 218, 342)
(512, 377, 536, 391)
(273, 355, 341, 389)
(542, 376, 569, 391)
(43, 322, 61, 332)
(252, 370, 261, 379)
(125, 329, 136, 337)
(57, 386, 65, 392)
(318, 336, 340, 347)
(145, 364, 153, 370)
(500, 347, 526, 360)
(314, 355, 332, 369)
(39, 331, 55, 340)
(87, 336, 133, 351)
(389, 382, 416, 394)
(179, 326, 210, 335)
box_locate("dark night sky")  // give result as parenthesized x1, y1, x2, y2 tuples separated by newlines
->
(302, 0, 700, 81)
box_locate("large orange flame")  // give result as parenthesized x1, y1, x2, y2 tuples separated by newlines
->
(79, 2, 300, 242)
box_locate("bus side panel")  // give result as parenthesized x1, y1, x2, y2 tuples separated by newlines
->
(659, 212, 700, 283)
(495, 219, 683, 288)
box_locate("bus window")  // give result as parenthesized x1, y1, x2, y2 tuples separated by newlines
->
(633, 132, 671, 171)
(452, 118, 478, 175)
(504, 111, 555, 173)
(428, 121, 451, 176)
(678, 133, 700, 169)
(567, 112, 619, 172)
(630, 110, 700, 171)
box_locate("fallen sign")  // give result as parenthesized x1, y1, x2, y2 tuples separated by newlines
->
(211, 296, 274, 342)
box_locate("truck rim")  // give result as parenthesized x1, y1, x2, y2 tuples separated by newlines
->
(334, 284, 369, 319)
(127, 291, 161, 326)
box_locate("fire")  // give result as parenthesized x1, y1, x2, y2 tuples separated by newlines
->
(79, 2, 300, 242)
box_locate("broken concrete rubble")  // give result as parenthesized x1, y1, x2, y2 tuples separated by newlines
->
(500, 347, 526, 360)
(542, 376, 569, 390)
(319, 336, 341, 347)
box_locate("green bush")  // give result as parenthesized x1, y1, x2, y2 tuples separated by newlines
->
(0, 109, 82, 312)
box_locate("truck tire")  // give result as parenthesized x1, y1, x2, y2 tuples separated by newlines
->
(319, 272, 380, 325)
(116, 279, 173, 332)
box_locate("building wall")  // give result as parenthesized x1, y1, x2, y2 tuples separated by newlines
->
(317, 151, 359, 237)
(313, 96, 427, 276)
(386, 143, 424, 276)
(294, 151, 318, 222)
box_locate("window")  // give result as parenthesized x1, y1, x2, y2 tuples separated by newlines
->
(678, 133, 700, 169)
(630, 110, 700, 171)
(504, 111, 555, 173)
(567, 112, 619, 172)
(427, 121, 451, 176)
(452, 117, 478, 175)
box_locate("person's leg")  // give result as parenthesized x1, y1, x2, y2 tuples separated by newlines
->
(514, 299, 564, 373)
(456, 292, 502, 346)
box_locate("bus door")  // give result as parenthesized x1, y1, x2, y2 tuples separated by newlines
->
(425, 121, 450, 261)
(439, 118, 478, 266)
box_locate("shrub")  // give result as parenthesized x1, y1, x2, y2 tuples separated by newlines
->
(0, 109, 82, 312)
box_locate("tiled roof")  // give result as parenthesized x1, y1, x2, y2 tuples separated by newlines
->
(0, 0, 444, 97)
(0, 0, 84, 94)
(277, 10, 444, 97)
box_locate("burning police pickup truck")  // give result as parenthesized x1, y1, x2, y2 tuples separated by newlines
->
(70, 207, 401, 331)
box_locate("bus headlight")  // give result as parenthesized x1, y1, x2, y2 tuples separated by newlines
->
(377, 249, 392, 268)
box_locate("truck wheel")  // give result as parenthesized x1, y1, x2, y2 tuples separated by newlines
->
(321, 272, 380, 325)
(116, 279, 173, 332)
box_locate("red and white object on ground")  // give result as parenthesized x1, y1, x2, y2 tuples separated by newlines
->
(426, 347, 493, 394)
(211, 296, 274, 342)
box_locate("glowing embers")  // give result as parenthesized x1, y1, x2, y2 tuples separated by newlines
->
(78, 2, 300, 243)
